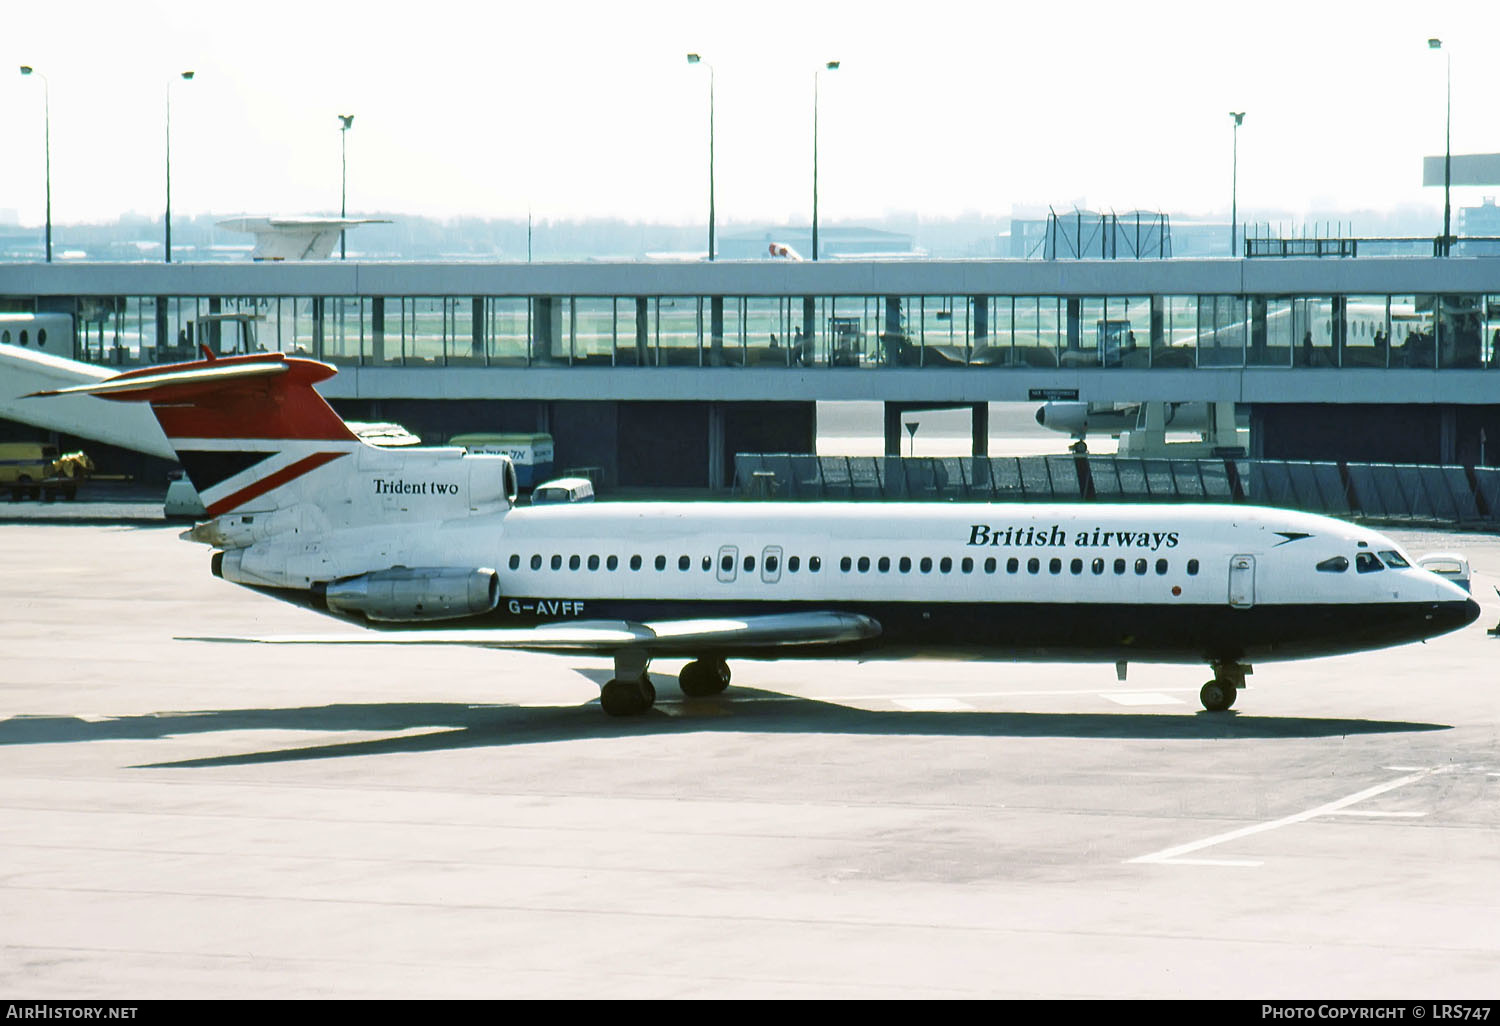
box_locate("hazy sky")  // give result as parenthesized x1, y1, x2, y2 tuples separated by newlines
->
(4, 0, 1498, 229)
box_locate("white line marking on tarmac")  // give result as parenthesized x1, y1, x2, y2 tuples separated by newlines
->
(1128, 768, 1444, 867)
(1102, 692, 1183, 707)
(892, 697, 973, 712)
(1326, 810, 1426, 818)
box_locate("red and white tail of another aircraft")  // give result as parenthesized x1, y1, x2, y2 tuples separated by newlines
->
(32, 350, 1480, 716)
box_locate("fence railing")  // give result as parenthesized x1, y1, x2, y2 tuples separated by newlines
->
(734, 453, 1500, 529)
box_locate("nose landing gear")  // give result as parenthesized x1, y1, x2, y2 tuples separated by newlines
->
(1200, 662, 1250, 712)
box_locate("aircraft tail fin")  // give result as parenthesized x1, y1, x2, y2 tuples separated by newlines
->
(31, 350, 360, 517)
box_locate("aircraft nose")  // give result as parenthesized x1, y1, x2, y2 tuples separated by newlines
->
(1034, 408, 1046, 426)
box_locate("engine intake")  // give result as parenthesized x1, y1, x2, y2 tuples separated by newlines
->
(317, 567, 500, 623)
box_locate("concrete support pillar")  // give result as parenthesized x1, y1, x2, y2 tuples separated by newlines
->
(208, 297, 221, 353)
(883, 402, 903, 457)
(533, 297, 563, 362)
(1150, 295, 1165, 349)
(801, 296, 816, 363)
(635, 297, 649, 366)
(311, 296, 324, 360)
(972, 296, 988, 343)
(1331, 295, 1347, 368)
(471, 297, 484, 361)
(1250, 297, 1267, 363)
(371, 297, 385, 364)
(707, 402, 726, 488)
(882, 296, 904, 365)
(971, 401, 988, 457)
(710, 295, 725, 365)
(155, 296, 168, 358)
(1066, 298, 1081, 349)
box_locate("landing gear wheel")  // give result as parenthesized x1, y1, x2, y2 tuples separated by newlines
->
(1200, 679, 1234, 712)
(679, 658, 731, 697)
(601, 676, 655, 717)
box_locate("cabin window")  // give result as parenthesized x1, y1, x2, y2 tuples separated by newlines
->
(1007, 557, 1019, 573)
(767, 554, 780, 573)
(1049, 557, 1062, 574)
(1070, 558, 1083, 575)
(1355, 552, 1385, 574)
(654, 555, 667, 571)
(1091, 558, 1105, 575)
(984, 557, 996, 574)
(1114, 558, 1126, 575)
(857, 556, 870, 573)
(939, 557, 952, 573)
(550, 555, 563, 571)
(744, 555, 756, 572)
(702, 555, 712, 571)
(721, 553, 734, 573)
(569, 555, 581, 571)
(630, 555, 643, 571)
(1134, 558, 1148, 576)
(509, 554, 520, 570)
(678, 555, 691, 571)
(37, 329, 45, 347)
(788, 556, 800, 573)
(961, 557, 973, 573)
(840, 556, 853, 572)
(1, 331, 8, 344)
(588, 555, 600, 571)
(1316, 556, 1348, 573)
(607, 555, 618, 571)
(1027, 557, 1040, 574)
(1155, 559, 1168, 575)
(877, 556, 890, 573)
(809, 556, 822, 572)
(920, 557, 933, 573)
(1187, 559, 1199, 575)
(899, 556, 912, 573)
(1378, 550, 1410, 568)
(531, 554, 543, 570)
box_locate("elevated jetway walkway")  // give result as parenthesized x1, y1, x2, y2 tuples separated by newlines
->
(735, 453, 1500, 530)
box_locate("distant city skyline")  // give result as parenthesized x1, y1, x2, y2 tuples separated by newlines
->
(3, 0, 1498, 235)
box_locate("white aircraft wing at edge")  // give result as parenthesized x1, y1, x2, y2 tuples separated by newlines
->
(184, 611, 882, 653)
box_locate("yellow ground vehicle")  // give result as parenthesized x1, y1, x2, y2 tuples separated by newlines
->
(0, 442, 91, 501)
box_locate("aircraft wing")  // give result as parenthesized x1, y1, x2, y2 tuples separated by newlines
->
(185, 611, 882, 653)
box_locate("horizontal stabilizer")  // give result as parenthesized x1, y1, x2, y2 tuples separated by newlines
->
(28, 360, 288, 400)
(182, 611, 883, 654)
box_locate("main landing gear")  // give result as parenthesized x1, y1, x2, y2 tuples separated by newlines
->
(599, 655, 733, 716)
(1200, 662, 1250, 712)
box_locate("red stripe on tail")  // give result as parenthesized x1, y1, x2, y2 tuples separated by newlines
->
(204, 451, 349, 516)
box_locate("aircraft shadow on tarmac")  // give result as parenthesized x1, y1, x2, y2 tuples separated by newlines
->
(0, 687, 1451, 769)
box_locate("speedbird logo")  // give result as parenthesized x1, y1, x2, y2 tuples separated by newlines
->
(967, 523, 1180, 551)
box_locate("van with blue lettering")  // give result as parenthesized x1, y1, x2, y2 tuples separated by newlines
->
(449, 433, 554, 488)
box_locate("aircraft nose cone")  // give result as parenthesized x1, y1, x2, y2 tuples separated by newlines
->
(1034, 408, 1046, 426)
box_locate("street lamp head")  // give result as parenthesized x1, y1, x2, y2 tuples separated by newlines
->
(180, 70, 195, 81)
(825, 60, 841, 71)
(19, 65, 33, 76)
(1230, 111, 1245, 125)
(686, 53, 701, 64)
(1427, 38, 1442, 49)
(338, 114, 354, 130)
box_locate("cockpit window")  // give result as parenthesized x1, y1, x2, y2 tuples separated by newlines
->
(1377, 550, 1410, 568)
(1355, 552, 1385, 574)
(1316, 556, 1349, 573)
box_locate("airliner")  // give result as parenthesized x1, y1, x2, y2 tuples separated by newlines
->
(32, 350, 1480, 717)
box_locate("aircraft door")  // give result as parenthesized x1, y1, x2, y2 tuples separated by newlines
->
(716, 545, 739, 583)
(761, 545, 783, 583)
(1228, 554, 1255, 608)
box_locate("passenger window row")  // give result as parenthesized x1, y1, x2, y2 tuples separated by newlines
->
(505, 551, 1202, 579)
(834, 554, 1201, 577)
(507, 552, 824, 573)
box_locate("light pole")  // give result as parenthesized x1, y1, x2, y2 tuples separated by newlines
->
(1427, 38, 1451, 256)
(338, 114, 354, 260)
(812, 59, 839, 261)
(685, 55, 714, 261)
(18, 66, 50, 263)
(165, 70, 195, 264)
(1229, 111, 1244, 258)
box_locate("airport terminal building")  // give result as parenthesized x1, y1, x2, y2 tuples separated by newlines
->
(3, 257, 1500, 487)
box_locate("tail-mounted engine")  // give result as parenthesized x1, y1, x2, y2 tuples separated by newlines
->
(313, 567, 500, 623)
